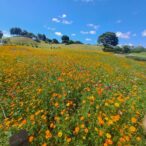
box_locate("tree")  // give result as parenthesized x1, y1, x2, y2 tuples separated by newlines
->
(10, 27, 22, 36)
(122, 45, 131, 53)
(74, 41, 83, 44)
(37, 34, 47, 41)
(0, 31, 3, 39)
(98, 32, 118, 47)
(45, 38, 52, 43)
(52, 39, 59, 44)
(61, 35, 69, 44)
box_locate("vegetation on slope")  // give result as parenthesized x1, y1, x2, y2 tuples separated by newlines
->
(0, 45, 146, 146)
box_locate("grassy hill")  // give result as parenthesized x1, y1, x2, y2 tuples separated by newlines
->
(0, 45, 146, 145)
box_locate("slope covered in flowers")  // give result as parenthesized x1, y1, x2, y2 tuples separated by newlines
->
(0, 45, 146, 146)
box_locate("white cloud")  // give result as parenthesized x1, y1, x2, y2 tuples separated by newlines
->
(85, 38, 92, 41)
(116, 32, 131, 39)
(52, 14, 73, 25)
(52, 18, 60, 23)
(89, 30, 96, 34)
(55, 32, 63, 36)
(71, 33, 76, 36)
(61, 14, 67, 18)
(62, 20, 73, 25)
(2, 31, 11, 38)
(142, 30, 146, 37)
(87, 24, 100, 30)
(80, 30, 96, 35)
(116, 20, 122, 24)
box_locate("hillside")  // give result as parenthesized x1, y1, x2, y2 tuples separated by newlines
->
(0, 45, 146, 145)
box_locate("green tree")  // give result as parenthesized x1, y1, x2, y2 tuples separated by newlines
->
(61, 35, 69, 44)
(10, 27, 22, 36)
(37, 34, 47, 41)
(122, 45, 131, 53)
(98, 32, 118, 47)
(0, 31, 3, 39)
(52, 39, 59, 44)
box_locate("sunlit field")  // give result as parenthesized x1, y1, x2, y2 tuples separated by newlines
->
(0, 45, 146, 146)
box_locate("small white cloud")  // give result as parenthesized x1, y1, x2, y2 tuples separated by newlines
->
(142, 30, 146, 37)
(62, 20, 73, 25)
(55, 32, 63, 36)
(116, 32, 131, 39)
(89, 30, 96, 34)
(71, 33, 76, 36)
(52, 14, 73, 25)
(87, 24, 100, 30)
(85, 38, 92, 41)
(61, 14, 67, 18)
(52, 18, 60, 23)
(116, 20, 122, 24)
(80, 30, 96, 35)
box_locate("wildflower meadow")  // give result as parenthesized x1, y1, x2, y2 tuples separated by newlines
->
(0, 45, 146, 146)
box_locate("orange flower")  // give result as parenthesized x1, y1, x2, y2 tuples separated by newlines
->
(74, 127, 80, 134)
(66, 137, 72, 143)
(131, 117, 137, 123)
(84, 128, 89, 134)
(99, 130, 103, 137)
(42, 143, 47, 146)
(45, 130, 52, 139)
(22, 119, 27, 125)
(98, 116, 104, 125)
(112, 115, 120, 122)
(97, 88, 103, 96)
(29, 136, 34, 143)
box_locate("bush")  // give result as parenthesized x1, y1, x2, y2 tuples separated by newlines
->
(122, 45, 131, 54)
(131, 46, 146, 53)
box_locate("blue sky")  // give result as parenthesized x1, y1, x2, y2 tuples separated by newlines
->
(0, 0, 146, 46)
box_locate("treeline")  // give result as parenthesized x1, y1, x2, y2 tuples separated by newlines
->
(98, 32, 146, 54)
(0, 27, 82, 45)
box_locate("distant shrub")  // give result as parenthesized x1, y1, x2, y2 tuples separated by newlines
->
(122, 45, 131, 54)
(131, 46, 146, 53)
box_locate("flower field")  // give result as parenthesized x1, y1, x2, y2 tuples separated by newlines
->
(0, 45, 146, 146)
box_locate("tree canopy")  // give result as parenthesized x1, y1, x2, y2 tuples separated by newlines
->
(98, 32, 118, 47)
(61, 35, 70, 44)
(0, 31, 3, 39)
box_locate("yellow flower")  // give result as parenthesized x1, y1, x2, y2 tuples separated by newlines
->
(129, 126, 136, 133)
(58, 131, 63, 137)
(106, 133, 111, 139)
(136, 136, 141, 141)
(114, 103, 120, 107)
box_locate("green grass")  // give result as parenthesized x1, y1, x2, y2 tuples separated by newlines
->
(127, 52, 146, 61)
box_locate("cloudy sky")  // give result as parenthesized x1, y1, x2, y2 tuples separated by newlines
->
(0, 0, 146, 45)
